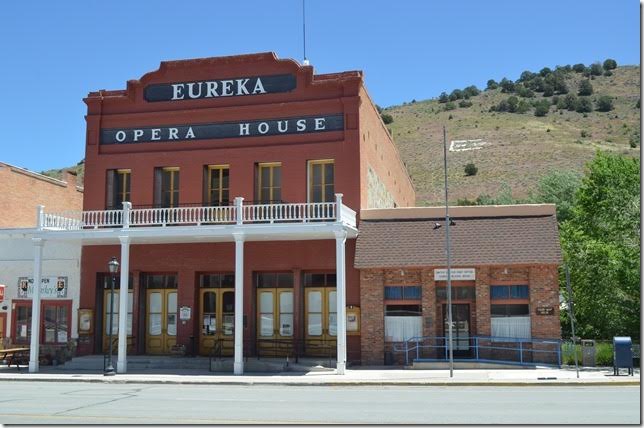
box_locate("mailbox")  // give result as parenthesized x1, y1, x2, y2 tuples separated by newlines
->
(613, 336, 634, 376)
(581, 339, 596, 367)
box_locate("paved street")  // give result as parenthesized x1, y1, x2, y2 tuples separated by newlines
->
(0, 381, 638, 424)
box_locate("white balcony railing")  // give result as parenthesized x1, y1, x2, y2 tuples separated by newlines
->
(39, 194, 356, 231)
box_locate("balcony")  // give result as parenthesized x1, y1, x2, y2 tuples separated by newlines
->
(36, 194, 357, 244)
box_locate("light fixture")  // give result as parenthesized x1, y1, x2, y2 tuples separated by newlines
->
(433, 222, 442, 230)
(108, 257, 119, 274)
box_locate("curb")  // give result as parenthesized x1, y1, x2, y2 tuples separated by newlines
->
(0, 376, 638, 387)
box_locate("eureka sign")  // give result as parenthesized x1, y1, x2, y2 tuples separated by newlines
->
(144, 74, 296, 102)
(100, 114, 344, 145)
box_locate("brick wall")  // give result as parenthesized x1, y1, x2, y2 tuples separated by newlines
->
(360, 269, 384, 364)
(529, 265, 561, 339)
(0, 164, 83, 227)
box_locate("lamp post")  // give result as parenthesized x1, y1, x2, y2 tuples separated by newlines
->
(105, 256, 119, 376)
(442, 126, 455, 378)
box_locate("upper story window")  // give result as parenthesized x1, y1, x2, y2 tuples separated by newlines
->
(257, 162, 281, 203)
(106, 169, 131, 209)
(308, 160, 334, 203)
(204, 165, 230, 206)
(154, 167, 180, 208)
(490, 285, 529, 300)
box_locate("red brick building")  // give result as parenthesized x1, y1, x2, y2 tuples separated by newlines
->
(26, 52, 562, 373)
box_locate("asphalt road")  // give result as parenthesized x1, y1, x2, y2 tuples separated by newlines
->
(0, 381, 639, 424)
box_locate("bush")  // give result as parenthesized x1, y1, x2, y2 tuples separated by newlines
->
(543, 84, 554, 97)
(463, 85, 480, 97)
(381, 113, 394, 124)
(500, 78, 515, 93)
(458, 99, 473, 108)
(444, 102, 457, 111)
(516, 100, 531, 114)
(602, 58, 617, 70)
(449, 89, 463, 101)
(603, 70, 613, 77)
(572, 63, 586, 73)
(551, 95, 560, 105)
(563, 93, 578, 110)
(590, 62, 603, 76)
(516, 84, 535, 98)
(507, 96, 519, 113)
(578, 80, 593, 96)
(580, 130, 590, 138)
(534, 100, 550, 116)
(495, 99, 510, 112)
(595, 96, 614, 112)
(486, 79, 498, 90)
(438, 92, 449, 103)
(529, 75, 545, 92)
(575, 97, 593, 113)
(464, 163, 478, 176)
(539, 67, 552, 76)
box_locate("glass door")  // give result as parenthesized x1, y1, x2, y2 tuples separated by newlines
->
(442, 304, 471, 357)
(102, 289, 134, 353)
(304, 288, 337, 356)
(199, 288, 234, 356)
(256, 288, 294, 356)
(146, 289, 177, 354)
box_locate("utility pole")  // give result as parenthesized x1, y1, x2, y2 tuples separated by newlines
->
(443, 126, 454, 378)
(565, 265, 579, 379)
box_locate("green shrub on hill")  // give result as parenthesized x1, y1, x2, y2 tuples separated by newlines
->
(534, 99, 550, 116)
(500, 78, 515, 93)
(575, 97, 593, 113)
(595, 96, 614, 112)
(572, 63, 586, 73)
(603, 59, 617, 70)
(578, 80, 593, 96)
(381, 113, 394, 124)
(438, 92, 449, 103)
(464, 163, 478, 176)
(458, 99, 473, 108)
(486, 79, 498, 90)
(590, 62, 603, 76)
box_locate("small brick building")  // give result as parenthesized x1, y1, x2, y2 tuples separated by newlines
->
(355, 205, 562, 365)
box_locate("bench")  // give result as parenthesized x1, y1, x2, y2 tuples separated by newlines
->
(0, 347, 30, 371)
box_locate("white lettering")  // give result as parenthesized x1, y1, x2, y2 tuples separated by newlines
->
(315, 118, 326, 130)
(296, 119, 306, 131)
(171, 84, 185, 100)
(206, 81, 219, 97)
(187, 82, 202, 99)
(252, 78, 267, 94)
(239, 123, 250, 135)
(151, 129, 161, 140)
(236, 79, 250, 95)
(277, 120, 288, 133)
(133, 129, 144, 141)
(221, 80, 233, 96)
(168, 128, 179, 140)
(115, 131, 126, 142)
(257, 122, 269, 134)
(185, 127, 195, 139)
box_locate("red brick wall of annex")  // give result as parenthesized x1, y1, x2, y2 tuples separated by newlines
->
(360, 264, 561, 365)
(0, 165, 82, 228)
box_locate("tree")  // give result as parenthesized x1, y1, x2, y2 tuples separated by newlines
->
(381, 113, 394, 124)
(534, 100, 550, 116)
(539, 67, 553, 76)
(459, 99, 473, 108)
(560, 151, 640, 339)
(590, 62, 603, 76)
(507, 96, 519, 113)
(542, 84, 554, 97)
(516, 84, 534, 98)
(603, 58, 618, 70)
(449, 89, 463, 101)
(495, 99, 510, 112)
(500, 78, 515, 93)
(519, 71, 536, 82)
(516, 100, 531, 114)
(595, 95, 614, 112)
(464, 163, 478, 176)
(578, 80, 593, 96)
(563, 93, 578, 111)
(575, 97, 593, 113)
(527, 170, 582, 222)
(529, 75, 545, 92)
(572, 63, 586, 73)
(463, 85, 480, 97)
(486, 79, 498, 90)
(438, 92, 449, 103)
(444, 102, 456, 111)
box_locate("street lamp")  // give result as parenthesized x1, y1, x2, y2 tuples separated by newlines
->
(104, 256, 119, 376)
(442, 126, 455, 378)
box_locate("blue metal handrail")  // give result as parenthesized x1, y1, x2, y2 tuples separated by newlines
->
(391, 335, 562, 367)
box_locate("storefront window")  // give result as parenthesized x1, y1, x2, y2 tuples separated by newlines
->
(491, 304, 531, 339)
(384, 304, 422, 342)
(14, 304, 31, 344)
(43, 303, 69, 343)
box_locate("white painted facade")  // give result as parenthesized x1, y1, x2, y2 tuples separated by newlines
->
(0, 231, 81, 346)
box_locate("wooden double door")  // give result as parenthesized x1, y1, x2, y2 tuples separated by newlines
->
(304, 287, 337, 356)
(199, 288, 234, 356)
(146, 289, 178, 354)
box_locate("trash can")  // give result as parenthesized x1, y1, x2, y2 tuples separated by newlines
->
(581, 339, 596, 367)
(613, 336, 634, 376)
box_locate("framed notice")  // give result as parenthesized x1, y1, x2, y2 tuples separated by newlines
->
(78, 309, 93, 335)
(346, 306, 361, 335)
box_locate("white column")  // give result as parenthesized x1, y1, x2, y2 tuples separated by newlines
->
(29, 237, 44, 373)
(116, 235, 130, 373)
(233, 232, 245, 375)
(335, 229, 347, 375)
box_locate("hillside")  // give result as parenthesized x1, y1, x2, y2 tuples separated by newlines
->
(384, 64, 640, 205)
(42, 64, 640, 207)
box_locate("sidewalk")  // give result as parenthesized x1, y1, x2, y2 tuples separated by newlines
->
(0, 366, 639, 386)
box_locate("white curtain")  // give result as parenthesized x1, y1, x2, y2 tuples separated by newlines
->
(385, 316, 422, 342)
(491, 316, 531, 339)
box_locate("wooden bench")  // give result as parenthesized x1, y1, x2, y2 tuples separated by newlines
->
(0, 347, 30, 371)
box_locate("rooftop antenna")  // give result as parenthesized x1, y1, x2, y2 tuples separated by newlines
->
(302, 0, 309, 65)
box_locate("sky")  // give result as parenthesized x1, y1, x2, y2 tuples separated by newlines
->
(0, 0, 639, 173)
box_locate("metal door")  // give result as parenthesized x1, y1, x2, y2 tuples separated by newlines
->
(443, 304, 471, 357)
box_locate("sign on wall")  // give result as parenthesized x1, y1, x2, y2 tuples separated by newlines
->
(434, 268, 476, 281)
(144, 74, 297, 102)
(536, 306, 554, 316)
(17, 276, 68, 299)
(100, 114, 344, 145)
(0, 284, 4, 301)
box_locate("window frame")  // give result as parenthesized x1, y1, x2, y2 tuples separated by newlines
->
(307, 159, 335, 203)
(205, 164, 230, 207)
(155, 167, 180, 208)
(11, 299, 72, 345)
(256, 162, 282, 203)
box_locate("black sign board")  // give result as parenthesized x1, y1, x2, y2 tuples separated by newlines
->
(144, 74, 296, 102)
(100, 114, 344, 145)
(536, 306, 554, 316)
